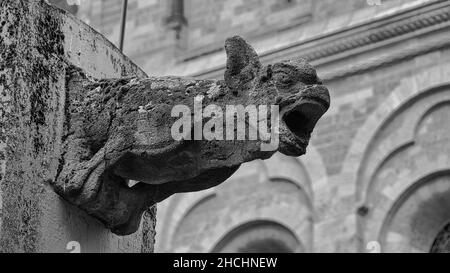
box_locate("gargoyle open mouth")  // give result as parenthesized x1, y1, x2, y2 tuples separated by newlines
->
(284, 99, 326, 136)
(279, 85, 330, 156)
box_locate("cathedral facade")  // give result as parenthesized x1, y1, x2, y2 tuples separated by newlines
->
(59, 0, 450, 253)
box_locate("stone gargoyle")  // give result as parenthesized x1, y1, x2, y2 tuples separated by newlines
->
(57, 36, 330, 235)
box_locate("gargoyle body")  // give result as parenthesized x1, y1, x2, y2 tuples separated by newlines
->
(57, 36, 330, 235)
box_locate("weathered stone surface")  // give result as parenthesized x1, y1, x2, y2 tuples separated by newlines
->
(0, 0, 154, 252)
(58, 36, 329, 235)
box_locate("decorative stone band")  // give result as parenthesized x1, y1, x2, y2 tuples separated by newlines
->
(268, 0, 450, 65)
(322, 34, 450, 80)
(193, 0, 450, 80)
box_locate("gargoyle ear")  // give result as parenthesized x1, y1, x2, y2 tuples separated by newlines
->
(224, 36, 262, 92)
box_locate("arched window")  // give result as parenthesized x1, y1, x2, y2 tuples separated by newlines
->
(430, 222, 450, 253)
(212, 220, 302, 253)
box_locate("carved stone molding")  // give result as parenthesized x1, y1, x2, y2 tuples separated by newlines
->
(194, 0, 450, 80)
(272, 0, 450, 64)
(322, 33, 450, 80)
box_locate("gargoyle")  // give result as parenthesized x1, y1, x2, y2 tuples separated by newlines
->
(57, 36, 330, 235)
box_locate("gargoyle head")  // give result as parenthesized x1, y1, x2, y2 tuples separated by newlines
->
(223, 36, 330, 157)
(58, 36, 329, 235)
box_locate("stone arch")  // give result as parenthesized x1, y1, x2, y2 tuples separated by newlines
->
(270, 177, 313, 211)
(358, 91, 450, 202)
(155, 190, 217, 252)
(168, 175, 313, 252)
(378, 171, 450, 253)
(158, 151, 316, 252)
(355, 82, 450, 252)
(211, 220, 303, 253)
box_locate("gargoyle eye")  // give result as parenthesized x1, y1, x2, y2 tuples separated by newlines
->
(274, 72, 294, 86)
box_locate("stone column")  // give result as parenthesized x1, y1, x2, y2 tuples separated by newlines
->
(0, 0, 155, 253)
